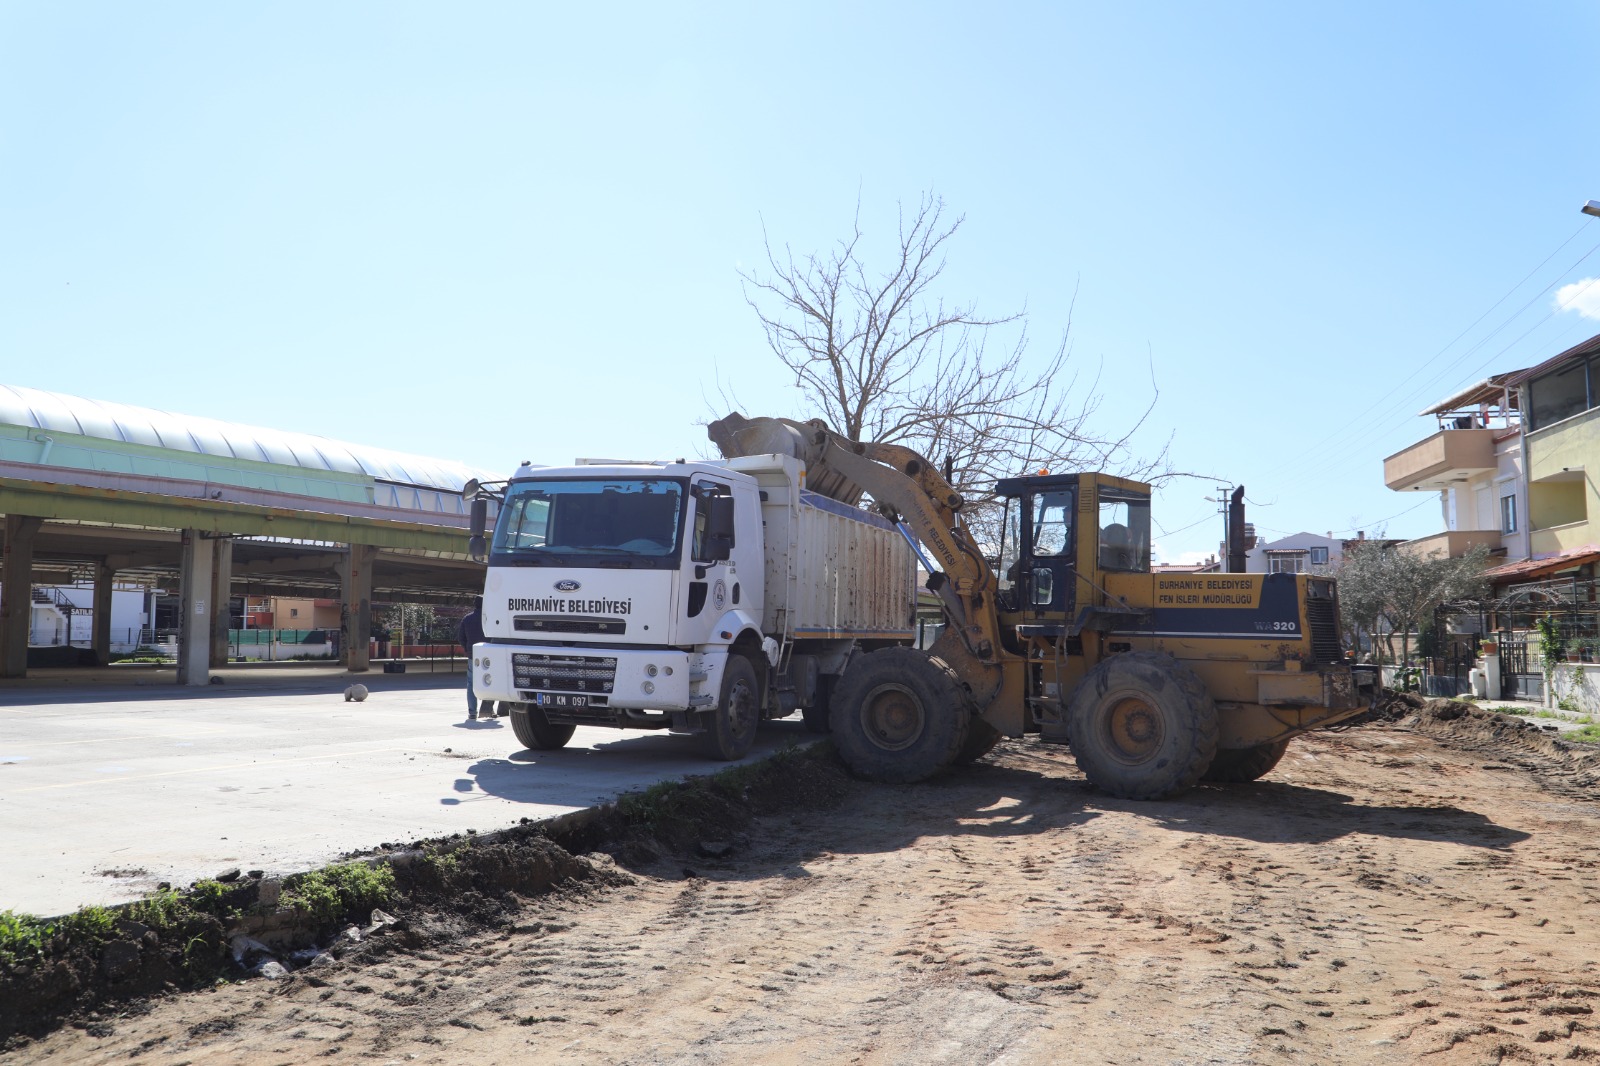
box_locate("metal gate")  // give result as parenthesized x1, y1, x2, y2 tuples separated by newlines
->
(1499, 637, 1543, 701)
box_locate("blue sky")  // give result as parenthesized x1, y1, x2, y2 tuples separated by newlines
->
(3, 2, 1599, 562)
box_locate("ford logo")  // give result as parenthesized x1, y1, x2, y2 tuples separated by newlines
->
(555, 580, 581, 592)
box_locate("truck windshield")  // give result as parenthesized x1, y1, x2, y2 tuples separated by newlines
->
(492, 479, 685, 565)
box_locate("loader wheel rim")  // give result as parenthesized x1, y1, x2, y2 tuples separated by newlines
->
(1105, 695, 1163, 763)
(859, 682, 924, 752)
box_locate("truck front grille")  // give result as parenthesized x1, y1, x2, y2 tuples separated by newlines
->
(1305, 598, 1342, 663)
(514, 615, 627, 636)
(511, 652, 618, 693)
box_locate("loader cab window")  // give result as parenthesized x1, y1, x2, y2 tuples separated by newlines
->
(1030, 493, 1073, 556)
(1029, 491, 1075, 608)
(996, 496, 1024, 605)
(1097, 490, 1151, 572)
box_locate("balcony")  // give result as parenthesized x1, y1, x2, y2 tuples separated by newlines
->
(1399, 529, 1502, 560)
(1383, 428, 1497, 492)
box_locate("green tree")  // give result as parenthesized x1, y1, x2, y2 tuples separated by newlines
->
(383, 603, 439, 650)
(1331, 542, 1489, 665)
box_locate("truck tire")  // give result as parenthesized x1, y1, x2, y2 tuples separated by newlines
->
(1066, 651, 1217, 800)
(952, 719, 1001, 765)
(699, 655, 760, 761)
(830, 647, 971, 783)
(509, 703, 576, 751)
(801, 674, 835, 734)
(1202, 739, 1290, 783)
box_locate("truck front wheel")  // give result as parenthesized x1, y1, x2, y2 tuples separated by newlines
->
(509, 703, 576, 751)
(699, 655, 760, 761)
(830, 647, 971, 783)
(1066, 652, 1217, 800)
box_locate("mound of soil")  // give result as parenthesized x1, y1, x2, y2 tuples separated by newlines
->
(1363, 690, 1600, 797)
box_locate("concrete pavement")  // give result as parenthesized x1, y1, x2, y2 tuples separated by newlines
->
(0, 669, 811, 917)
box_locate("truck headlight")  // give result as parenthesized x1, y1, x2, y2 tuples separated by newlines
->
(646, 664, 658, 677)
(642, 681, 655, 695)
(482, 673, 492, 687)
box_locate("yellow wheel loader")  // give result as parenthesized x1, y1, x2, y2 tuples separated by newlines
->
(710, 414, 1373, 799)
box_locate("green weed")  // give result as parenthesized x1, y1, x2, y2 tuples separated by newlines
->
(57, 905, 116, 947)
(0, 910, 50, 968)
(281, 862, 394, 926)
(126, 888, 190, 930)
(187, 879, 243, 919)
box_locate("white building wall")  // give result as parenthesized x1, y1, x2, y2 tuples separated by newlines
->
(1243, 532, 1346, 574)
(1, 586, 149, 650)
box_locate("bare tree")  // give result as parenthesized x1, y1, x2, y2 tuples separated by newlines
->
(737, 193, 1167, 539)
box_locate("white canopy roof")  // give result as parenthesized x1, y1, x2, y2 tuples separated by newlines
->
(0, 383, 488, 491)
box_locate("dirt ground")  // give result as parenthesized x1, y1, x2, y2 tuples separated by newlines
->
(11, 704, 1600, 1066)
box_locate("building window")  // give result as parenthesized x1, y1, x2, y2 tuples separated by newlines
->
(1528, 358, 1593, 430)
(1308, 546, 1329, 566)
(1501, 494, 1517, 534)
(290, 607, 299, 618)
(1269, 553, 1307, 574)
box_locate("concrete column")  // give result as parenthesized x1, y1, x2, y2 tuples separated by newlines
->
(209, 538, 233, 668)
(91, 561, 115, 666)
(176, 530, 215, 686)
(2, 515, 44, 679)
(340, 543, 377, 672)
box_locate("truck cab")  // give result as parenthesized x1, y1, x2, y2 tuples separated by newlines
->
(470, 460, 773, 759)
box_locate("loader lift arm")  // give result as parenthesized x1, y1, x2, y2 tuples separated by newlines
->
(707, 414, 1005, 708)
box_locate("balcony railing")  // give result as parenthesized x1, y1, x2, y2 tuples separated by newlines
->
(1399, 529, 1502, 560)
(1383, 428, 1497, 492)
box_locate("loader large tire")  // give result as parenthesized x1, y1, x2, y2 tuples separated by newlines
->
(952, 719, 1002, 765)
(830, 647, 970, 783)
(1202, 739, 1290, 783)
(509, 703, 576, 751)
(1066, 651, 1217, 800)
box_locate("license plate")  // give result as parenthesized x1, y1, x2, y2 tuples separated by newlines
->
(536, 694, 587, 708)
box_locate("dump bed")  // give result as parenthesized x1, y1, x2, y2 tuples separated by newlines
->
(723, 454, 916, 643)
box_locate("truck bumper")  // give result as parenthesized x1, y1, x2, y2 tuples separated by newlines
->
(471, 643, 703, 715)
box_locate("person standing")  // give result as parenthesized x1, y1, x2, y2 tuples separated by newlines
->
(458, 598, 489, 721)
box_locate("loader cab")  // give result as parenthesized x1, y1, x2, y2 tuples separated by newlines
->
(993, 474, 1152, 622)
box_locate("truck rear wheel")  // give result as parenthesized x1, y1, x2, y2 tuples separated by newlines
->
(1202, 739, 1290, 783)
(699, 655, 760, 761)
(1066, 652, 1217, 800)
(509, 703, 576, 751)
(830, 647, 970, 783)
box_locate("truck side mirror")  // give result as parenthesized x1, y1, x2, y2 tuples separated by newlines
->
(469, 497, 489, 563)
(705, 496, 735, 561)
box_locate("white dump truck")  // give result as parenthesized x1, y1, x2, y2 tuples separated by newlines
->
(464, 431, 918, 760)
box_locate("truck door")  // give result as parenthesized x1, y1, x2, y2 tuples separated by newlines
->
(682, 479, 736, 642)
(1026, 489, 1076, 620)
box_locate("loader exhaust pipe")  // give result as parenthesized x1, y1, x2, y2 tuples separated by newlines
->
(1227, 485, 1246, 574)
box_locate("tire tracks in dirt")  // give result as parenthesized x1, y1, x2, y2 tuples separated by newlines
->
(10, 715, 1600, 1065)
